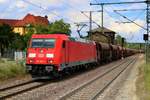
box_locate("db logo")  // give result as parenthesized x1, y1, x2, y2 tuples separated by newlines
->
(38, 54, 44, 57)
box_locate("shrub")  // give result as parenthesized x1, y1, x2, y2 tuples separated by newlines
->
(0, 60, 26, 80)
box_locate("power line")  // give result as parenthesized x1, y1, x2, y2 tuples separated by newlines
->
(81, 11, 101, 28)
(22, 0, 58, 16)
(115, 9, 146, 23)
(90, 1, 146, 5)
(94, 0, 115, 22)
(114, 11, 147, 31)
(21, 0, 75, 23)
(59, 0, 102, 28)
(90, 0, 148, 32)
(114, 8, 146, 12)
(104, 8, 123, 23)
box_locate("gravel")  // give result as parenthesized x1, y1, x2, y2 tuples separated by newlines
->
(1, 55, 142, 100)
(0, 75, 32, 90)
(8, 58, 126, 100)
(62, 57, 132, 100)
(97, 54, 144, 100)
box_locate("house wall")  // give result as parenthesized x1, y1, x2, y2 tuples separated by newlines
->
(89, 33, 109, 43)
(13, 27, 25, 35)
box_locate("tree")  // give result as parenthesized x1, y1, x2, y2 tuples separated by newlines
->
(48, 19, 71, 35)
(23, 24, 35, 49)
(23, 19, 71, 50)
(10, 33, 25, 50)
(0, 24, 16, 56)
(115, 34, 127, 47)
(34, 24, 48, 34)
(115, 35, 122, 45)
(32, 19, 71, 35)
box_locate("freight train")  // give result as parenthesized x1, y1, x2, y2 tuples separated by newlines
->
(26, 34, 140, 79)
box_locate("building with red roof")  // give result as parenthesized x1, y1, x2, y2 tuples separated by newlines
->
(0, 13, 49, 35)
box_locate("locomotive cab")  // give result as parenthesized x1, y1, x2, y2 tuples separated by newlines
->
(26, 34, 69, 78)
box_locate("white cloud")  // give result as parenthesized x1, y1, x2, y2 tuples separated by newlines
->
(103, 11, 145, 34)
(0, 0, 6, 3)
(0, 0, 146, 41)
(29, 0, 64, 8)
(47, 11, 60, 21)
(68, 0, 90, 8)
(109, 20, 145, 33)
(66, 10, 89, 23)
(15, 1, 28, 9)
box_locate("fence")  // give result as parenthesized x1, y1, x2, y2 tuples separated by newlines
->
(14, 51, 26, 61)
(0, 50, 26, 61)
(1, 50, 14, 59)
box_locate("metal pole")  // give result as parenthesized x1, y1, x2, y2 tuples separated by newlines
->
(145, 40, 147, 64)
(146, 0, 149, 64)
(89, 11, 92, 32)
(147, 1, 149, 37)
(101, 4, 104, 35)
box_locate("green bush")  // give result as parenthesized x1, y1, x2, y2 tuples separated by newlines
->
(0, 60, 26, 80)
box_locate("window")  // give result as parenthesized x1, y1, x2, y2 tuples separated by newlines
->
(31, 38, 56, 48)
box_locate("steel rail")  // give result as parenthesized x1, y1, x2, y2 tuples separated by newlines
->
(91, 56, 137, 100)
(0, 81, 51, 99)
(0, 79, 37, 91)
(60, 56, 136, 100)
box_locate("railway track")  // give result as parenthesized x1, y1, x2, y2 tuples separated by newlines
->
(0, 79, 50, 99)
(60, 55, 137, 100)
(0, 79, 35, 91)
(0, 55, 138, 100)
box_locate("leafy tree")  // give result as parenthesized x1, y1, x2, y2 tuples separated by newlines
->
(34, 24, 48, 34)
(0, 24, 16, 56)
(10, 33, 25, 50)
(23, 24, 35, 49)
(115, 34, 127, 47)
(115, 35, 122, 45)
(31, 19, 71, 35)
(23, 19, 71, 49)
(48, 19, 71, 35)
(126, 43, 144, 50)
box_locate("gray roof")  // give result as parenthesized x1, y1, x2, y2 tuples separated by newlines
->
(90, 27, 116, 34)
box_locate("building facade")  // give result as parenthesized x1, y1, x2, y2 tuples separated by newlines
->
(0, 14, 49, 35)
(88, 27, 116, 44)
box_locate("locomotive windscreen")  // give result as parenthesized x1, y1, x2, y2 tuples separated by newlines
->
(31, 38, 56, 48)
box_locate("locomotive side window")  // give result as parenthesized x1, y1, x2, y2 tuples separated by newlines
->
(31, 38, 55, 48)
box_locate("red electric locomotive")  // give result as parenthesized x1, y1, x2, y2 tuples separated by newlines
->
(26, 34, 97, 78)
(26, 33, 140, 79)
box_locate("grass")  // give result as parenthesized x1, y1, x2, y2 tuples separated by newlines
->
(136, 62, 150, 100)
(144, 63, 150, 99)
(0, 58, 27, 80)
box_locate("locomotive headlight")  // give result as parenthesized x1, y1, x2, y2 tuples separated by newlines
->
(46, 53, 54, 58)
(28, 53, 36, 58)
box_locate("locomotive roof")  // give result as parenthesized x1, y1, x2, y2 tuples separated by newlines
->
(31, 34, 94, 44)
(31, 34, 69, 40)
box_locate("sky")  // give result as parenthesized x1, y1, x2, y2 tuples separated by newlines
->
(0, 0, 147, 43)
